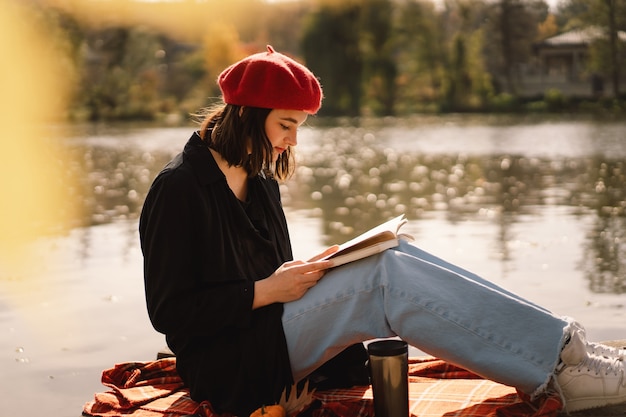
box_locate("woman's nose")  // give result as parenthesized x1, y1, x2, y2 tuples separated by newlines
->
(286, 132, 297, 147)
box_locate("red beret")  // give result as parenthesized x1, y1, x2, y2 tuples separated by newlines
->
(218, 45, 323, 114)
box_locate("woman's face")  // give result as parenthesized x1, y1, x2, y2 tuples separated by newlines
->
(264, 109, 308, 161)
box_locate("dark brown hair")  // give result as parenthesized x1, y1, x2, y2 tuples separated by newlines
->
(198, 104, 294, 180)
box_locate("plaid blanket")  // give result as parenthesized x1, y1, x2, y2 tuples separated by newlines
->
(83, 357, 563, 417)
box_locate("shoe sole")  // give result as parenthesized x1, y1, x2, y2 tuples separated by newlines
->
(565, 396, 626, 413)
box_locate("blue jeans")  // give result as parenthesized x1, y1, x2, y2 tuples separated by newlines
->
(282, 241, 575, 398)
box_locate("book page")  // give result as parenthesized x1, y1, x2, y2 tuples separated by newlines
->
(323, 214, 409, 261)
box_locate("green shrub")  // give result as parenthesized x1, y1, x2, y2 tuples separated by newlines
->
(544, 88, 567, 112)
(488, 93, 518, 112)
(526, 100, 548, 112)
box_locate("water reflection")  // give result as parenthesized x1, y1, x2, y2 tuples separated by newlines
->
(583, 216, 626, 294)
(64, 142, 174, 227)
(60, 120, 626, 295)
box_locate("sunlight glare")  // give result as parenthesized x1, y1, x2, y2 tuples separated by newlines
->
(0, 0, 76, 276)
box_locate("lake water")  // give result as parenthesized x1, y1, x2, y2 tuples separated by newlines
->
(1, 115, 625, 417)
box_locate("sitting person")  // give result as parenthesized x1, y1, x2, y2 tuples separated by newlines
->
(139, 45, 626, 416)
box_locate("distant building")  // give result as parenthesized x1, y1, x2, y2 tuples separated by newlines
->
(519, 27, 626, 97)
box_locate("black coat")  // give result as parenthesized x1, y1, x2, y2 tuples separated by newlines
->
(139, 132, 368, 416)
(139, 132, 294, 415)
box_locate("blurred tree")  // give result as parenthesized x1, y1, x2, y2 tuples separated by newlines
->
(395, 0, 446, 111)
(537, 13, 559, 40)
(444, 33, 472, 109)
(604, 0, 623, 97)
(555, 0, 589, 29)
(119, 29, 164, 118)
(558, 0, 625, 98)
(467, 28, 495, 106)
(259, 1, 312, 54)
(589, 0, 624, 97)
(360, 0, 397, 116)
(27, 0, 623, 120)
(79, 27, 166, 120)
(302, 2, 363, 116)
(483, 0, 548, 95)
(80, 28, 129, 120)
(201, 22, 245, 98)
(437, 0, 493, 110)
(158, 38, 206, 114)
(33, 4, 84, 118)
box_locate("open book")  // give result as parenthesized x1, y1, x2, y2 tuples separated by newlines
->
(321, 214, 413, 268)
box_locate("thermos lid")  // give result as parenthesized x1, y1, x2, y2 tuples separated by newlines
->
(367, 339, 408, 356)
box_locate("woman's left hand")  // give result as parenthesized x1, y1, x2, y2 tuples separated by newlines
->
(253, 259, 332, 308)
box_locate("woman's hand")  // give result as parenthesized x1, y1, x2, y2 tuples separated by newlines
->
(253, 258, 334, 309)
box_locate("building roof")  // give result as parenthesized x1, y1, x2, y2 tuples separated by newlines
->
(541, 27, 626, 47)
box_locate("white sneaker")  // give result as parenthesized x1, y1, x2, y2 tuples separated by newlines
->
(586, 341, 625, 361)
(557, 332, 626, 412)
(572, 322, 625, 360)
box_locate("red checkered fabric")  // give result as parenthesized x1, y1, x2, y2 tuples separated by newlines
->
(83, 357, 563, 417)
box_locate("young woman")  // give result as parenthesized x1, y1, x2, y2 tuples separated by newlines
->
(139, 46, 626, 416)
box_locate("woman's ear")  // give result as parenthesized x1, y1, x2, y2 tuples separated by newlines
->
(238, 106, 245, 117)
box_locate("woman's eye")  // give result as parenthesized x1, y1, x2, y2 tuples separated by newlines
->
(280, 124, 290, 131)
